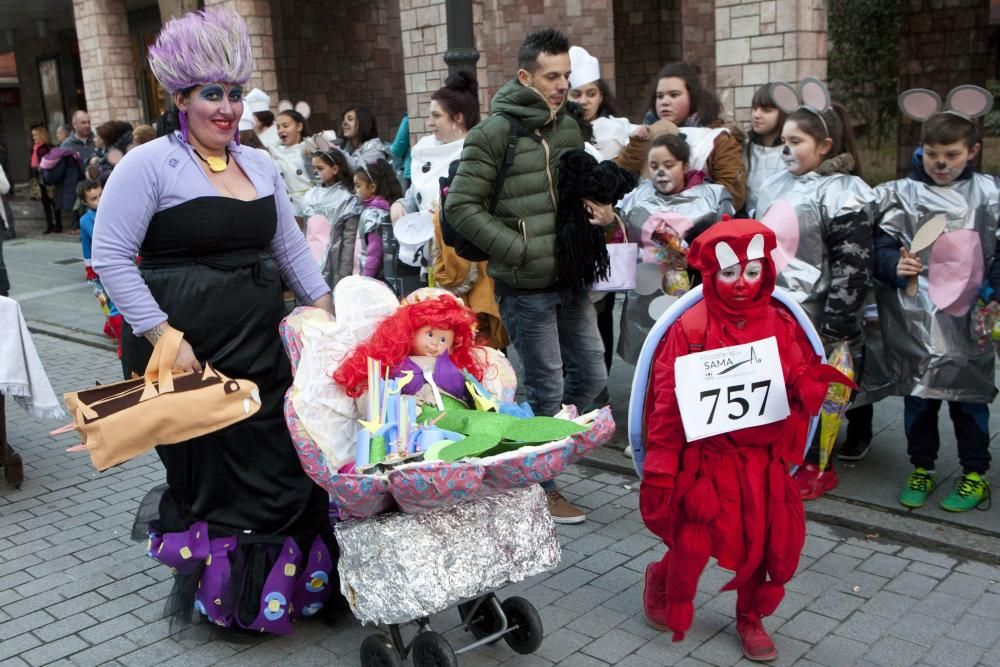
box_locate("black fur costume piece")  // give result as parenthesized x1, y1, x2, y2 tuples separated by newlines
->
(555, 149, 635, 295)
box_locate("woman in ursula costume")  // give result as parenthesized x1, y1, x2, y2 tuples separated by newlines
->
(639, 219, 853, 662)
(92, 8, 339, 636)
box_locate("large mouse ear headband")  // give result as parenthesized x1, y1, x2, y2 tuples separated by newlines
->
(898, 85, 994, 122)
(278, 99, 312, 120)
(769, 76, 832, 135)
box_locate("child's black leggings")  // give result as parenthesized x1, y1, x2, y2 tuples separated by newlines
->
(904, 397, 991, 475)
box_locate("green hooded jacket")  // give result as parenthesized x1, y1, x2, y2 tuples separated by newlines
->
(443, 79, 583, 290)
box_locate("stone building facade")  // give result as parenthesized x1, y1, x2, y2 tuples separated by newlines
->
(0, 0, 994, 182)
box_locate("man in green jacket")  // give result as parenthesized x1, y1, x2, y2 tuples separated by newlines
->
(444, 29, 608, 524)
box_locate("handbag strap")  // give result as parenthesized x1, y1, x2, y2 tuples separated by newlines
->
(140, 327, 184, 401)
(610, 216, 629, 243)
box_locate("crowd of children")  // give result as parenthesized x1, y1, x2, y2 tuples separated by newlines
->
(218, 62, 998, 524)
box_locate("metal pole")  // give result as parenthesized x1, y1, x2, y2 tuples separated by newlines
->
(443, 0, 480, 76)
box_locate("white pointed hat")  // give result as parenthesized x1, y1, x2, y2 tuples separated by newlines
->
(569, 46, 601, 89)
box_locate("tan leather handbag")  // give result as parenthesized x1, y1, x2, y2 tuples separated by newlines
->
(63, 327, 262, 471)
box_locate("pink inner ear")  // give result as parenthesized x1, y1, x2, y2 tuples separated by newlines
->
(899, 89, 941, 122)
(304, 215, 333, 265)
(760, 200, 799, 274)
(799, 78, 830, 112)
(947, 86, 993, 119)
(770, 82, 800, 114)
(928, 229, 983, 317)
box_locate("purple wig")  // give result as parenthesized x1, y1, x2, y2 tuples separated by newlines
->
(148, 7, 253, 95)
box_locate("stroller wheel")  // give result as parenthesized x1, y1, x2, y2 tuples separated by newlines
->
(411, 630, 457, 667)
(501, 596, 544, 654)
(459, 594, 504, 642)
(360, 632, 402, 667)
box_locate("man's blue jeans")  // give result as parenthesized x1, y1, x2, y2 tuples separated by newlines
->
(498, 291, 607, 491)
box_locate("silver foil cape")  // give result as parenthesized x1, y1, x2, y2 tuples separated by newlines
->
(744, 143, 786, 218)
(755, 170, 877, 329)
(617, 181, 734, 364)
(874, 174, 1000, 403)
(300, 183, 362, 288)
(335, 485, 561, 625)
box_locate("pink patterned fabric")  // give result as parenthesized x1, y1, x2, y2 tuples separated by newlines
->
(280, 312, 617, 519)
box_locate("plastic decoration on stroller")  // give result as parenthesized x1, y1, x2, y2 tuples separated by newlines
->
(626, 284, 825, 477)
(279, 277, 616, 666)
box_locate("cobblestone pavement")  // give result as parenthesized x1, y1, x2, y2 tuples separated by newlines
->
(3, 335, 1000, 667)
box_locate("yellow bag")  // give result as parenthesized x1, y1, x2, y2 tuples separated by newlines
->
(64, 327, 262, 471)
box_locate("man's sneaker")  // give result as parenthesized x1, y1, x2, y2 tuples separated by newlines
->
(545, 490, 586, 524)
(736, 614, 778, 662)
(899, 467, 936, 508)
(793, 463, 839, 500)
(623, 444, 634, 458)
(940, 472, 991, 512)
(837, 435, 872, 461)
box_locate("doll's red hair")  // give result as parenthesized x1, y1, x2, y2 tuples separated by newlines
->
(333, 296, 486, 398)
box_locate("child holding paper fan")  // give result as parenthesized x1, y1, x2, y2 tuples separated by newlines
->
(874, 85, 999, 512)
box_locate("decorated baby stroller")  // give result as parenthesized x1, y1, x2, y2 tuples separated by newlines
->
(280, 277, 616, 666)
(626, 284, 826, 476)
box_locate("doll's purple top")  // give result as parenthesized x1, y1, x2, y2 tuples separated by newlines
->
(394, 354, 469, 401)
(91, 132, 328, 335)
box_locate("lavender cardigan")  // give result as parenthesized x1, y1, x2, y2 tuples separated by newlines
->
(92, 132, 329, 335)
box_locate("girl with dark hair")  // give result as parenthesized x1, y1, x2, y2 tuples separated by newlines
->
(270, 109, 313, 217)
(754, 81, 876, 501)
(646, 62, 747, 210)
(353, 158, 404, 287)
(744, 84, 787, 216)
(615, 133, 734, 364)
(390, 72, 507, 346)
(339, 105, 392, 171)
(302, 146, 361, 288)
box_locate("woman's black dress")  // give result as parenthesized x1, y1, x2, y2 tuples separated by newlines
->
(123, 195, 336, 634)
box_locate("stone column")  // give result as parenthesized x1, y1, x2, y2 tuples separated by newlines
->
(202, 0, 279, 105)
(399, 0, 450, 138)
(72, 0, 143, 125)
(715, 0, 827, 123)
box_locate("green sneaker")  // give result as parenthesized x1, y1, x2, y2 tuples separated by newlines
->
(940, 473, 991, 512)
(899, 468, 937, 508)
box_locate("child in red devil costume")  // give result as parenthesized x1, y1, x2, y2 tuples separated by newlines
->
(639, 218, 853, 662)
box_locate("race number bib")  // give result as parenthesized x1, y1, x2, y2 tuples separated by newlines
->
(674, 336, 790, 441)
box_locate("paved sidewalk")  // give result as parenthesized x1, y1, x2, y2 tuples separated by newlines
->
(3, 335, 1000, 667)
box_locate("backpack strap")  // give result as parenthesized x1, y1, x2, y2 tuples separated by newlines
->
(489, 113, 529, 215)
(678, 300, 709, 353)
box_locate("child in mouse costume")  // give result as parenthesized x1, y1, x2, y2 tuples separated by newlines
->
(639, 218, 853, 662)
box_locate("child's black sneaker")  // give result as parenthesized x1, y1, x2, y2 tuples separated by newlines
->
(837, 435, 872, 461)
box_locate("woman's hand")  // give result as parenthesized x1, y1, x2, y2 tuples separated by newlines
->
(311, 293, 334, 315)
(582, 198, 616, 226)
(630, 125, 651, 141)
(897, 248, 922, 278)
(173, 338, 203, 373)
(390, 201, 406, 223)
